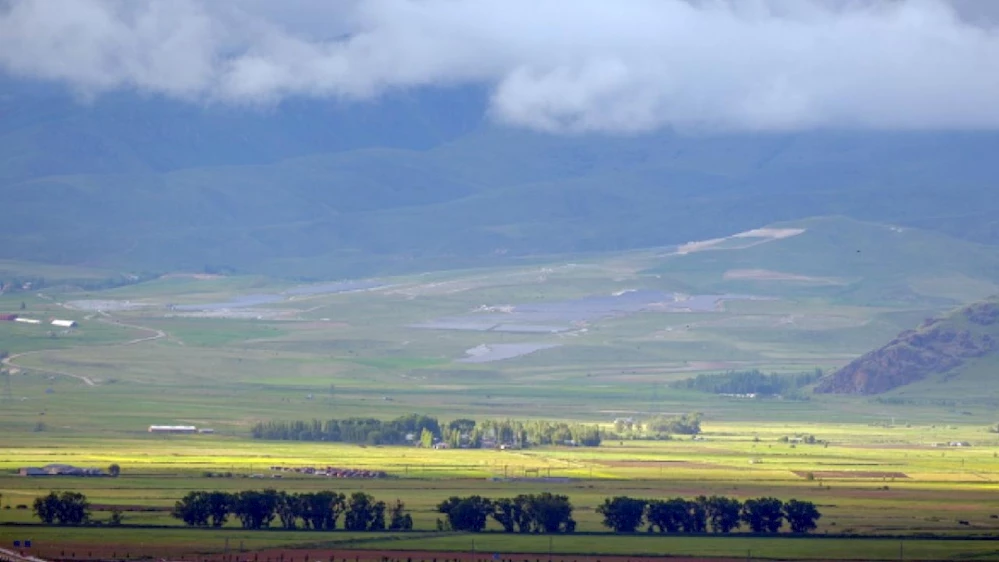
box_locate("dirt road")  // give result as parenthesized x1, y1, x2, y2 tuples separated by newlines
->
(1, 304, 166, 387)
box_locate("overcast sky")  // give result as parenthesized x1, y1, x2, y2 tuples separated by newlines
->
(2, 0, 998, 133)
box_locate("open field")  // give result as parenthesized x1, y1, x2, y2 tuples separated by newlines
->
(2, 422, 999, 560)
(2, 231, 999, 560)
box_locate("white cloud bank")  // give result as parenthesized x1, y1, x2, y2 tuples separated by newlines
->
(1, 0, 998, 133)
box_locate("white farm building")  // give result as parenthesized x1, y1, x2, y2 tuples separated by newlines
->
(148, 425, 198, 434)
(51, 319, 78, 328)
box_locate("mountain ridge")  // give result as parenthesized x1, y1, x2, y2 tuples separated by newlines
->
(4, 85, 999, 276)
(815, 297, 999, 395)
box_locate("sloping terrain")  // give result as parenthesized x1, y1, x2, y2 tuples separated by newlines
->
(648, 217, 999, 306)
(814, 298, 999, 395)
(4, 83, 999, 277)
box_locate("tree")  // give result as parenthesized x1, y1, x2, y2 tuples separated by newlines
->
(232, 489, 278, 529)
(369, 499, 387, 531)
(646, 498, 688, 533)
(783, 499, 821, 534)
(33, 492, 61, 524)
(108, 508, 125, 526)
(742, 497, 784, 533)
(643, 413, 702, 436)
(680, 497, 707, 533)
(172, 491, 211, 527)
(300, 491, 345, 530)
(597, 496, 646, 533)
(522, 492, 576, 533)
(55, 492, 91, 525)
(345, 492, 384, 531)
(491, 498, 520, 533)
(108, 463, 121, 477)
(388, 500, 413, 531)
(276, 491, 301, 530)
(704, 496, 742, 533)
(437, 495, 493, 532)
(205, 491, 232, 528)
(420, 428, 435, 448)
(34, 492, 90, 525)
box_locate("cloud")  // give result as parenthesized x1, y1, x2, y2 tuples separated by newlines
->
(1, 0, 998, 132)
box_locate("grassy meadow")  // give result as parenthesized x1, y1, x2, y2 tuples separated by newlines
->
(2, 234, 999, 560)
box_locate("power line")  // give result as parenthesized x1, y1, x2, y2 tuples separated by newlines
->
(1, 369, 12, 402)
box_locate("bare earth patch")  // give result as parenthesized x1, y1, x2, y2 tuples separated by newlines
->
(673, 228, 805, 255)
(41, 545, 744, 562)
(596, 460, 722, 470)
(723, 269, 846, 285)
(793, 470, 909, 479)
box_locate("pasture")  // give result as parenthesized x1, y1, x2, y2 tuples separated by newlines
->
(2, 249, 999, 559)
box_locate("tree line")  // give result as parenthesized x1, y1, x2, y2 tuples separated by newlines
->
(437, 493, 576, 533)
(251, 415, 601, 448)
(598, 495, 821, 534)
(171, 489, 412, 531)
(669, 369, 823, 397)
(0, 273, 154, 294)
(32, 490, 820, 535)
(611, 413, 702, 440)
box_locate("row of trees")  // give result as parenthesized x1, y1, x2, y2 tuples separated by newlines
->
(611, 413, 702, 439)
(598, 496, 821, 534)
(670, 369, 823, 397)
(33, 490, 819, 535)
(0, 273, 154, 294)
(251, 414, 441, 445)
(251, 415, 602, 448)
(437, 493, 576, 533)
(172, 489, 412, 531)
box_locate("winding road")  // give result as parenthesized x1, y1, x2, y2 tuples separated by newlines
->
(1, 302, 166, 387)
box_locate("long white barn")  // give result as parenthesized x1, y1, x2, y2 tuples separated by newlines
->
(148, 425, 197, 434)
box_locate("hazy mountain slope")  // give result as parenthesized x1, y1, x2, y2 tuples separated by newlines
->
(644, 217, 999, 306)
(3, 85, 999, 276)
(815, 298, 999, 395)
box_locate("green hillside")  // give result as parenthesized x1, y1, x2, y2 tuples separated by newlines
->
(647, 216, 999, 306)
(4, 83, 999, 277)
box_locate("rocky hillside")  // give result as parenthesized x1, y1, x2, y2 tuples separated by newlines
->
(815, 298, 999, 395)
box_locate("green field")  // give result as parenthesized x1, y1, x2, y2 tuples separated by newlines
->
(2, 226, 999, 560)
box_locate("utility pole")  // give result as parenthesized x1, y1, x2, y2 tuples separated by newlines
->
(1, 369, 12, 402)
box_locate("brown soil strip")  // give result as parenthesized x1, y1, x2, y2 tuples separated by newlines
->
(793, 470, 908, 479)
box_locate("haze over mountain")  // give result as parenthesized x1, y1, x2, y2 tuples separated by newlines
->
(2, 0, 999, 277)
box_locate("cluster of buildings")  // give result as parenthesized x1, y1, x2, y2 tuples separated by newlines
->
(19, 464, 105, 477)
(268, 465, 387, 479)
